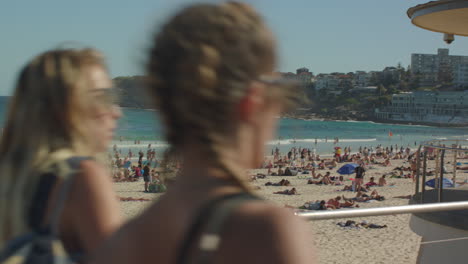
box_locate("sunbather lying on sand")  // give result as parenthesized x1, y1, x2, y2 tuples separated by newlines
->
(341, 184, 370, 192)
(265, 179, 291, 186)
(299, 200, 327, 210)
(308, 172, 333, 185)
(326, 196, 358, 209)
(337, 220, 387, 229)
(274, 188, 298, 195)
(342, 190, 384, 202)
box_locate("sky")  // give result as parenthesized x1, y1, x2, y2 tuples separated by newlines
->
(1, 0, 468, 95)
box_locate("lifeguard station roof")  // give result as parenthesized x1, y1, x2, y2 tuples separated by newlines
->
(407, 0, 468, 36)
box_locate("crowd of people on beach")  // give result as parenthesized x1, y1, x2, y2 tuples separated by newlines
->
(253, 143, 468, 214)
(255, 141, 467, 218)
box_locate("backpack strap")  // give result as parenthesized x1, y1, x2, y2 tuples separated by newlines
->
(29, 173, 59, 231)
(48, 156, 92, 235)
(176, 192, 260, 264)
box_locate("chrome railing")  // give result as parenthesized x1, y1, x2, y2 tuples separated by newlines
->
(296, 201, 468, 221)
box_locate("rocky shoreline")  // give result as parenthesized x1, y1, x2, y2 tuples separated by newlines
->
(284, 112, 468, 128)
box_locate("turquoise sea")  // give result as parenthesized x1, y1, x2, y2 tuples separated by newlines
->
(0, 97, 466, 155)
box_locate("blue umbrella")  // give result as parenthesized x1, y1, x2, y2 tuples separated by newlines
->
(425, 178, 455, 188)
(337, 163, 359, 175)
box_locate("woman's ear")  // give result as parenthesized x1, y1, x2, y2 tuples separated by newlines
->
(237, 81, 266, 123)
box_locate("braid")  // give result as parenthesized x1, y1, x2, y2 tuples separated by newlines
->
(147, 2, 275, 191)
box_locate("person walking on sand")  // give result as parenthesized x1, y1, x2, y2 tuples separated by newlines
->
(143, 164, 151, 192)
(91, 2, 315, 264)
(354, 164, 366, 191)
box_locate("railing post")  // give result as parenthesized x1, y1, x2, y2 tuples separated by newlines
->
(439, 149, 445, 203)
(415, 146, 421, 196)
(421, 150, 427, 203)
(453, 143, 457, 185)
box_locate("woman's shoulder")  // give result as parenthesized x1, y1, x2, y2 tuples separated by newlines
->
(220, 200, 316, 263)
(78, 158, 107, 175)
(230, 200, 309, 234)
(71, 159, 112, 190)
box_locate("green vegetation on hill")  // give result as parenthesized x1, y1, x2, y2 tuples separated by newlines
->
(113, 67, 467, 121)
(113, 76, 154, 109)
(291, 64, 468, 121)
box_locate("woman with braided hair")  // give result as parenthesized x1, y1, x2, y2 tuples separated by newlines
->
(92, 2, 316, 264)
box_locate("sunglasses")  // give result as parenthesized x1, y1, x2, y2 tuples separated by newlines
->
(89, 88, 120, 107)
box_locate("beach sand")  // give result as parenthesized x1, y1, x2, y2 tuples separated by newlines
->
(113, 158, 467, 264)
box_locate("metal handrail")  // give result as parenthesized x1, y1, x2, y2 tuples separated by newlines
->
(420, 139, 468, 151)
(296, 201, 468, 221)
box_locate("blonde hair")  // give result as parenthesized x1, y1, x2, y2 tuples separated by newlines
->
(0, 48, 107, 247)
(147, 2, 284, 190)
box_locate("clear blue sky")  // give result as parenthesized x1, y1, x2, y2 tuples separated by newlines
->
(1, 0, 468, 95)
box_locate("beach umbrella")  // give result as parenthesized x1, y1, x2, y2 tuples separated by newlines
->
(425, 178, 455, 188)
(337, 163, 359, 175)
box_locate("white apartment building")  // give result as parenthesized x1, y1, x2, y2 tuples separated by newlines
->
(411, 48, 468, 86)
(315, 75, 339, 91)
(453, 64, 468, 86)
(354, 71, 371, 87)
(375, 91, 468, 124)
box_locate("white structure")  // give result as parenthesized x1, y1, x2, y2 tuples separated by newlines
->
(314, 74, 339, 91)
(354, 71, 371, 87)
(411, 48, 468, 86)
(375, 90, 468, 125)
(453, 63, 468, 86)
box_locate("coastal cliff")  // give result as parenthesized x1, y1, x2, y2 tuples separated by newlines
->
(113, 76, 154, 109)
(113, 76, 467, 127)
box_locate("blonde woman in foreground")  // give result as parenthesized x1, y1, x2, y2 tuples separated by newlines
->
(92, 2, 316, 264)
(0, 48, 123, 262)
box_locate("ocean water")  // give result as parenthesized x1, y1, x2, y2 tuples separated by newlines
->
(0, 97, 466, 155)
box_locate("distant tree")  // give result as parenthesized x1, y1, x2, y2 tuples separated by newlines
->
(376, 84, 387, 96)
(384, 85, 395, 95)
(377, 95, 392, 106)
(397, 62, 403, 70)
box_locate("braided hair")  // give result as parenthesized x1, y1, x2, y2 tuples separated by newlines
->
(147, 2, 280, 191)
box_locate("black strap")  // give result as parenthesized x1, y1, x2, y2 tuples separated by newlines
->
(29, 173, 58, 231)
(176, 192, 260, 264)
(50, 156, 92, 235)
(28, 156, 92, 234)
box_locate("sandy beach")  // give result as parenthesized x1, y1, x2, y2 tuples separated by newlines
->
(113, 155, 468, 264)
